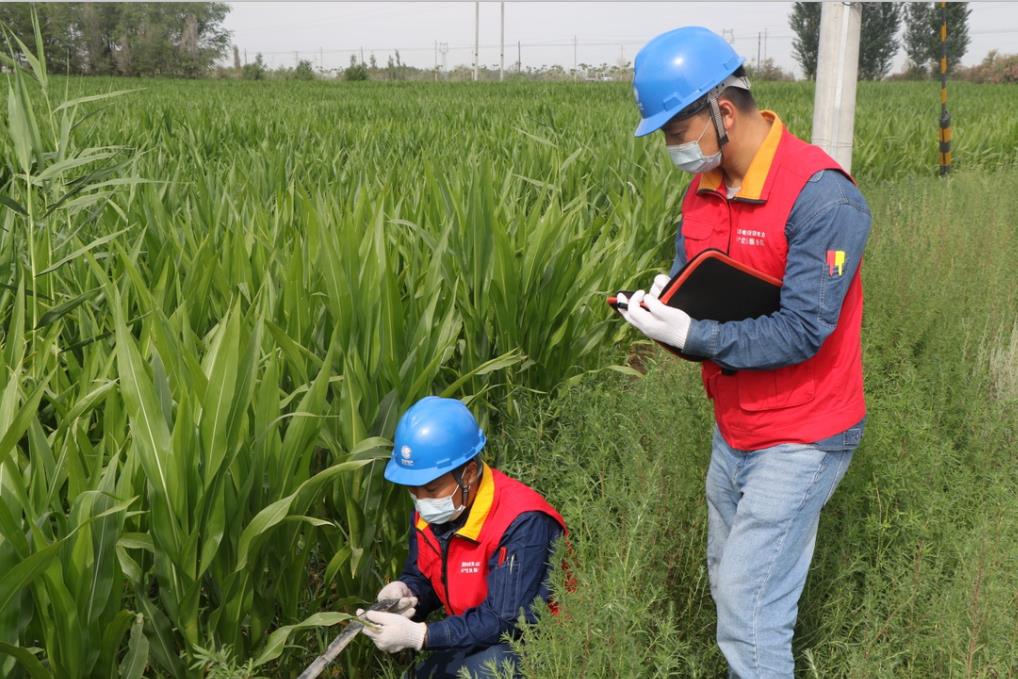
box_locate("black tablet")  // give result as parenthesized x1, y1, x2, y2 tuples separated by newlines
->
(608, 249, 782, 359)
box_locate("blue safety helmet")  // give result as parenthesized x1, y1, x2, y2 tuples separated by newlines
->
(632, 26, 746, 137)
(385, 396, 486, 486)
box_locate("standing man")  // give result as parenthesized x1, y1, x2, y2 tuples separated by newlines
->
(358, 396, 566, 678)
(617, 27, 870, 678)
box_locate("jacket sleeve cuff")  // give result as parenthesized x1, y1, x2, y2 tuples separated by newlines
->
(682, 319, 719, 358)
(422, 619, 453, 650)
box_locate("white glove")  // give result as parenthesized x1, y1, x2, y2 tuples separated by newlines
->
(357, 609, 426, 653)
(617, 289, 691, 350)
(649, 273, 671, 298)
(376, 580, 418, 619)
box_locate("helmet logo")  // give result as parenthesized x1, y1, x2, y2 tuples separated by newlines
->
(400, 445, 413, 465)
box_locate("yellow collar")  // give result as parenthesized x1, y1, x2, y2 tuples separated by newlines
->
(414, 462, 495, 542)
(697, 110, 783, 202)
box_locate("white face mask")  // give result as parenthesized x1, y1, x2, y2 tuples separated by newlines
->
(412, 487, 466, 525)
(666, 117, 722, 174)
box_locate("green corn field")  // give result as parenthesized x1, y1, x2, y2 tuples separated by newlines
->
(1, 27, 1018, 679)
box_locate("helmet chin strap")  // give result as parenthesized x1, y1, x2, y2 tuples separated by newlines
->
(708, 95, 729, 148)
(452, 459, 480, 507)
(707, 71, 748, 149)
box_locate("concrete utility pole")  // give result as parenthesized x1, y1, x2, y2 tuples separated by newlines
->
(812, 1, 862, 174)
(500, 0, 505, 81)
(434, 40, 439, 81)
(517, 40, 521, 73)
(473, 0, 480, 81)
(756, 32, 761, 71)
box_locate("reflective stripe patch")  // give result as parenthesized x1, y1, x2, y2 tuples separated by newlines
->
(826, 250, 846, 277)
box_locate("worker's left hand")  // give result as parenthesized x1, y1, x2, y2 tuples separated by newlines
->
(618, 289, 692, 350)
(357, 609, 426, 653)
(376, 580, 418, 618)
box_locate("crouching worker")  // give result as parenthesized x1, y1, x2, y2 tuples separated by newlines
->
(359, 396, 567, 679)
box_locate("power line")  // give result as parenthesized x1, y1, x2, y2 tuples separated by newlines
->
(239, 24, 1018, 75)
(245, 40, 646, 56)
(240, 25, 1018, 58)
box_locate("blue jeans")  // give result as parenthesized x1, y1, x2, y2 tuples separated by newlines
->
(706, 425, 855, 678)
(412, 642, 520, 679)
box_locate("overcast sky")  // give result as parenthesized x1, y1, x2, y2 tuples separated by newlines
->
(222, 1, 1018, 78)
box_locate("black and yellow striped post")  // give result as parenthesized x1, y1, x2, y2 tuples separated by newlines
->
(938, 1, 952, 176)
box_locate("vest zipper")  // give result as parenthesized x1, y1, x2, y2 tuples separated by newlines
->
(440, 537, 452, 614)
(418, 526, 454, 612)
(724, 193, 734, 254)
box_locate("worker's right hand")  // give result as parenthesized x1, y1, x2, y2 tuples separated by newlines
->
(377, 580, 417, 618)
(649, 273, 671, 298)
(619, 289, 692, 350)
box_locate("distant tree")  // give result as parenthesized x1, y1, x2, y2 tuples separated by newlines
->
(903, 2, 934, 75)
(241, 53, 266, 80)
(293, 59, 315, 81)
(0, 4, 80, 74)
(0, 2, 231, 77)
(80, 3, 119, 74)
(344, 54, 369, 81)
(789, 2, 822, 79)
(904, 2, 970, 76)
(792, 2, 902, 81)
(746, 57, 795, 82)
(859, 3, 903, 80)
(955, 49, 1018, 83)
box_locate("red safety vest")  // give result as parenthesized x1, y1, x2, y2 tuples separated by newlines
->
(414, 464, 567, 616)
(680, 111, 866, 450)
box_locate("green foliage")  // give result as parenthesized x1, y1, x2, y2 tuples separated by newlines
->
(493, 366, 716, 678)
(904, 2, 972, 75)
(904, 2, 935, 74)
(0, 37, 676, 679)
(789, 2, 821, 80)
(241, 53, 266, 81)
(792, 2, 904, 81)
(859, 3, 903, 80)
(293, 59, 315, 81)
(344, 55, 369, 82)
(190, 642, 269, 679)
(0, 2, 231, 77)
